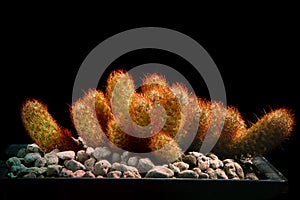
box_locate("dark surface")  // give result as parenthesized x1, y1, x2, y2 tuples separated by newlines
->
(2, 7, 299, 199)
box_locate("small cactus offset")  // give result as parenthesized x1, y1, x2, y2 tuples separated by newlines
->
(21, 99, 81, 152)
(20, 69, 295, 163)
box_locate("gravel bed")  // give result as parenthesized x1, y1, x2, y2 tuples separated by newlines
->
(3, 143, 260, 180)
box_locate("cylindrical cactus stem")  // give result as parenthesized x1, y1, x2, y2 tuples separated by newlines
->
(171, 83, 200, 151)
(94, 89, 112, 132)
(189, 97, 212, 151)
(210, 104, 248, 157)
(129, 92, 153, 137)
(106, 69, 136, 131)
(21, 99, 80, 152)
(107, 118, 151, 153)
(141, 73, 182, 138)
(149, 131, 184, 164)
(71, 89, 110, 148)
(235, 108, 294, 156)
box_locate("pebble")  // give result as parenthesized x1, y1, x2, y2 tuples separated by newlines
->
(107, 170, 122, 178)
(27, 144, 41, 153)
(182, 155, 197, 169)
(47, 165, 63, 176)
(86, 147, 94, 156)
(44, 152, 59, 165)
(83, 171, 95, 178)
(34, 157, 46, 167)
(6, 157, 21, 168)
(197, 155, 210, 171)
(178, 170, 199, 178)
(60, 168, 75, 177)
(127, 156, 140, 167)
(23, 172, 36, 178)
(84, 158, 96, 171)
(137, 158, 155, 173)
(111, 152, 121, 163)
(64, 159, 86, 172)
(74, 170, 86, 177)
(56, 151, 76, 160)
(93, 160, 111, 176)
(145, 166, 174, 178)
(76, 150, 89, 163)
(17, 148, 28, 158)
(172, 162, 189, 171)
(24, 153, 42, 165)
(93, 147, 111, 161)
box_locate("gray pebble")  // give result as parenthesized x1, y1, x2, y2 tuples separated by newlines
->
(44, 152, 59, 165)
(27, 144, 41, 153)
(137, 158, 155, 173)
(64, 159, 86, 172)
(34, 157, 46, 167)
(173, 162, 189, 171)
(10, 164, 26, 174)
(111, 152, 121, 163)
(178, 170, 199, 178)
(86, 147, 94, 156)
(107, 170, 122, 178)
(120, 151, 130, 163)
(145, 166, 174, 178)
(23, 172, 36, 178)
(56, 151, 76, 160)
(93, 147, 111, 161)
(76, 150, 89, 163)
(17, 148, 28, 158)
(23, 167, 47, 175)
(60, 168, 75, 177)
(127, 156, 140, 167)
(93, 160, 111, 176)
(24, 153, 41, 165)
(6, 157, 21, 168)
(84, 157, 96, 171)
(47, 165, 63, 176)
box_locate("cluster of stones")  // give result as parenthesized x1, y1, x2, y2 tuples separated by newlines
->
(5, 144, 259, 180)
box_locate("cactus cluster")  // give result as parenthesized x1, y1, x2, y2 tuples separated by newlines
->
(20, 69, 295, 163)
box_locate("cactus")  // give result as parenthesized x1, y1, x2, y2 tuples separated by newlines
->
(20, 99, 80, 152)
(233, 108, 294, 156)
(20, 69, 295, 163)
(141, 74, 182, 138)
(71, 89, 111, 148)
(149, 131, 184, 164)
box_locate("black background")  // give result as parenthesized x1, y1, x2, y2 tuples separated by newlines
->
(1, 8, 299, 199)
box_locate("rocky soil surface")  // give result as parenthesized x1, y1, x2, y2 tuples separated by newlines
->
(2, 143, 260, 180)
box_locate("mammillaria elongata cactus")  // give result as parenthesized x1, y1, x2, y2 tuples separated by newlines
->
(20, 69, 295, 163)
